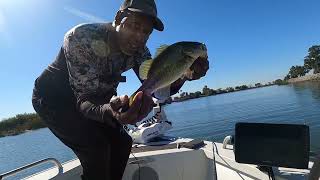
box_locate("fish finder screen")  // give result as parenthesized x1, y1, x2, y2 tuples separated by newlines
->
(234, 122, 309, 169)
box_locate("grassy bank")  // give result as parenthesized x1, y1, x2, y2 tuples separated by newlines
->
(0, 113, 46, 137)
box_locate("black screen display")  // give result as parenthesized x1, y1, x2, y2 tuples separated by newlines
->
(234, 122, 309, 169)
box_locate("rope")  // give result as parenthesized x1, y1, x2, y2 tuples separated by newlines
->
(130, 151, 141, 180)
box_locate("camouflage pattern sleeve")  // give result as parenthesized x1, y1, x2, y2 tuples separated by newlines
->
(63, 24, 117, 126)
(63, 25, 102, 99)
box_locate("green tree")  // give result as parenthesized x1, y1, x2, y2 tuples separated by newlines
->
(275, 79, 282, 85)
(226, 87, 235, 92)
(239, 85, 248, 90)
(304, 45, 320, 74)
(284, 74, 291, 81)
(195, 91, 202, 98)
(297, 66, 308, 77)
(209, 89, 216, 95)
(202, 85, 211, 96)
(288, 65, 308, 78)
(0, 113, 46, 137)
(216, 88, 223, 94)
(274, 79, 288, 85)
(289, 66, 298, 78)
(189, 92, 195, 98)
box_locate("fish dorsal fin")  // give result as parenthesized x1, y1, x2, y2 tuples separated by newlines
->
(155, 44, 169, 57)
(139, 59, 153, 80)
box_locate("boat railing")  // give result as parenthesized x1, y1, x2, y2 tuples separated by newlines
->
(222, 135, 234, 149)
(0, 158, 63, 180)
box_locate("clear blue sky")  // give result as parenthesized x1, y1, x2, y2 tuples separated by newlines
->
(0, 0, 319, 120)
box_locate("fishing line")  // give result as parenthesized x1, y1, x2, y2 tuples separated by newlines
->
(130, 151, 141, 180)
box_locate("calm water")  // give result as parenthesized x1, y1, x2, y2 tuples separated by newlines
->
(1, 81, 320, 179)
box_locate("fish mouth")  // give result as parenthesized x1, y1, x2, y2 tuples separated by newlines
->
(201, 43, 207, 51)
(183, 43, 208, 59)
(199, 43, 208, 58)
(185, 51, 208, 60)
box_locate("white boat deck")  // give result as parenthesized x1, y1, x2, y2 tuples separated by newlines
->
(23, 138, 313, 180)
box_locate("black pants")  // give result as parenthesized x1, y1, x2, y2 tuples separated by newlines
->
(32, 90, 133, 180)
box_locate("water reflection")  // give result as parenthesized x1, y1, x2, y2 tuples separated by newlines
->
(292, 81, 320, 100)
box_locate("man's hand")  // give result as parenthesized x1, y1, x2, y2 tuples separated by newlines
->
(137, 92, 155, 121)
(184, 56, 209, 81)
(110, 92, 154, 125)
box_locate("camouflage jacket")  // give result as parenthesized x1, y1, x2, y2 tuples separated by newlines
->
(64, 23, 151, 101)
(62, 23, 151, 126)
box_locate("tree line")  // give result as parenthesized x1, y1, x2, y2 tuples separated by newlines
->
(173, 82, 275, 102)
(0, 113, 46, 137)
(284, 45, 320, 80)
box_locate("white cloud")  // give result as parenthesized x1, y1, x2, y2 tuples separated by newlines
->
(64, 7, 106, 23)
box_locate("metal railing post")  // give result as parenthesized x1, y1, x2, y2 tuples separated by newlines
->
(0, 158, 63, 179)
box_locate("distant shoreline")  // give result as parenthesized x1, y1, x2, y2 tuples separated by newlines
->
(288, 73, 320, 83)
(0, 113, 46, 138)
(172, 84, 275, 103)
(0, 129, 37, 138)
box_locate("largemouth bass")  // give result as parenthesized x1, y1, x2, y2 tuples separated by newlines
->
(130, 41, 208, 105)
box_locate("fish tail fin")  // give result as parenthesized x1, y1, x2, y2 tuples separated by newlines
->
(128, 82, 146, 106)
(121, 91, 138, 112)
(129, 92, 138, 106)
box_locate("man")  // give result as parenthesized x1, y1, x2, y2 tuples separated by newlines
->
(32, 0, 209, 179)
